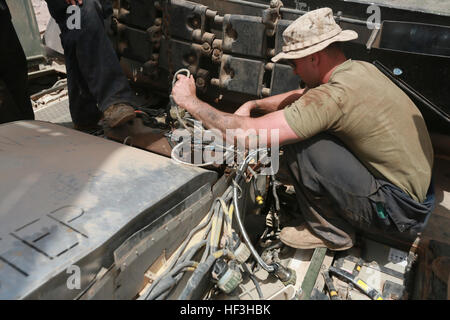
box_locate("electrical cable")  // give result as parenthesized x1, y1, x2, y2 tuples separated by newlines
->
(232, 150, 277, 273)
(170, 68, 194, 134)
(143, 205, 216, 299)
(210, 200, 224, 253)
(271, 175, 281, 212)
(147, 261, 199, 300)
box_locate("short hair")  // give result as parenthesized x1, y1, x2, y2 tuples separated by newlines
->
(323, 42, 345, 57)
(326, 42, 342, 52)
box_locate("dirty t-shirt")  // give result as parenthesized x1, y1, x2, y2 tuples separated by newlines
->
(283, 59, 433, 203)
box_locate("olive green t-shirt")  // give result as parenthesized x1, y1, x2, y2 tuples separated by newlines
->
(283, 59, 433, 202)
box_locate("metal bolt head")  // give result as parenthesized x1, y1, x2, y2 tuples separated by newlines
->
(202, 42, 211, 51)
(196, 77, 206, 87)
(187, 55, 197, 64)
(270, 0, 279, 8)
(192, 18, 200, 28)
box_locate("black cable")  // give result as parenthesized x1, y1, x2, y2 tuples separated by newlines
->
(271, 175, 281, 212)
(143, 206, 216, 299)
(154, 241, 208, 300)
(233, 150, 277, 273)
(147, 261, 198, 300)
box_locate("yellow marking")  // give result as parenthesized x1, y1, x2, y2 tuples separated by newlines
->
(256, 195, 264, 205)
(356, 279, 369, 292)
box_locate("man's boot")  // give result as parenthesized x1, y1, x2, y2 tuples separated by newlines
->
(103, 103, 136, 128)
(280, 223, 354, 251)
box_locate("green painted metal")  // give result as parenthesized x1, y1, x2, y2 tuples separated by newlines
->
(300, 247, 327, 300)
(6, 0, 45, 64)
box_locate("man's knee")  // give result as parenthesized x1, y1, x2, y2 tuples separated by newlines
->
(286, 133, 379, 197)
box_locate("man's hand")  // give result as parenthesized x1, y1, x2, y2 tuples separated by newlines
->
(171, 74, 197, 111)
(65, 0, 83, 5)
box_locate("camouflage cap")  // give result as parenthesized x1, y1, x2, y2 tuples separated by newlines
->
(272, 8, 358, 63)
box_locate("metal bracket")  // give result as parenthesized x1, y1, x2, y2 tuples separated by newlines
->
(262, 0, 283, 37)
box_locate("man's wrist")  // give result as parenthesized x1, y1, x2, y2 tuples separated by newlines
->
(180, 96, 199, 113)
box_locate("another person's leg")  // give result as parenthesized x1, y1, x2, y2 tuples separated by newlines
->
(46, 0, 136, 127)
(282, 133, 393, 250)
(0, 13, 34, 123)
(46, 0, 101, 128)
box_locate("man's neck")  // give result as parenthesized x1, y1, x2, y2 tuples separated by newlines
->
(321, 57, 347, 84)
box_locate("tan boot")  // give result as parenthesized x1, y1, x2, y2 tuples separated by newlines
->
(103, 103, 136, 128)
(280, 223, 354, 251)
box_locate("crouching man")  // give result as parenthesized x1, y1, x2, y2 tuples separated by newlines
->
(171, 8, 435, 250)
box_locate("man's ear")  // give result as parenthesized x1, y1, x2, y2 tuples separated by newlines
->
(311, 52, 320, 67)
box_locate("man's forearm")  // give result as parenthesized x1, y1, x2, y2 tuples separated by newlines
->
(183, 97, 243, 134)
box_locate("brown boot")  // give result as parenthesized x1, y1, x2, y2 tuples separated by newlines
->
(103, 103, 136, 128)
(280, 223, 354, 251)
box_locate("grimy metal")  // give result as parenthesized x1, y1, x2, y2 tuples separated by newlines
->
(113, 0, 449, 131)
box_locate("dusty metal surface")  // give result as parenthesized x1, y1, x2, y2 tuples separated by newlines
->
(0, 120, 217, 299)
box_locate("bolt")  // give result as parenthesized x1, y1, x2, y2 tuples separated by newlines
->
(192, 17, 200, 28)
(214, 15, 224, 25)
(210, 78, 220, 87)
(196, 77, 206, 88)
(262, 87, 271, 97)
(270, 0, 279, 8)
(187, 55, 196, 64)
(213, 49, 221, 57)
(154, 18, 162, 26)
(265, 62, 274, 71)
(267, 48, 276, 57)
(202, 42, 211, 51)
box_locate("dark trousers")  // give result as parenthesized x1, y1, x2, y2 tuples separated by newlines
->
(0, 12, 35, 123)
(284, 133, 435, 247)
(45, 0, 135, 126)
